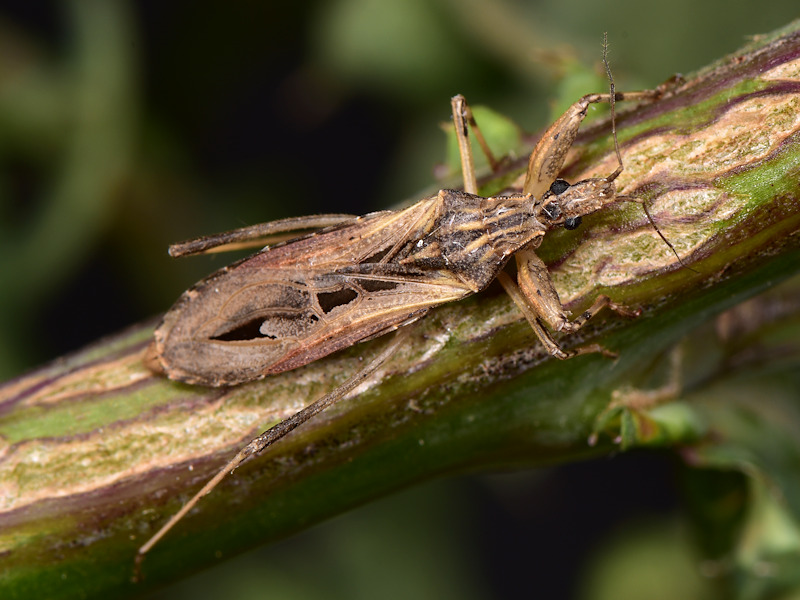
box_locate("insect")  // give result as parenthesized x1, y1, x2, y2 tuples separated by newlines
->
(137, 39, 674, 567)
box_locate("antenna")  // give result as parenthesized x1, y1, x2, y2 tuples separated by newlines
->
(603, 33, 695, 272)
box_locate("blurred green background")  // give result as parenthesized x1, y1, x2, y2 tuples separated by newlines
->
(1, 1, 798, 598)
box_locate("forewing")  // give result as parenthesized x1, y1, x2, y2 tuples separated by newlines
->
(155, 198, 470, 386)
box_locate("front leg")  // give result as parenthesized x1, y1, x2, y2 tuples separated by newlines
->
(522, 89, 661, 198)
(497, 249, 640, 359)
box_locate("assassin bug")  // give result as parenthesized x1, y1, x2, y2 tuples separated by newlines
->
(138, 39, 673, 564)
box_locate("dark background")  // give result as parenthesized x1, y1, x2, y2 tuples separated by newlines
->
(1, 2, 797, 598)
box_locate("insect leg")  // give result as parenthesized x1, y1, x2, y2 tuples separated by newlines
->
(136, 326, 411, 568)
(589, 345, 684, 446)
(608, 344, 682, 412)
(523, 32, 663, 199)
(496, 270, 606, 359)
(517, 249, 639, 326)
(522, 87, 662, 198)
(498, 249, 639, 359)
(168, 214, 357, 258)
(496, 271, 583, 359)
(450, 95, 501, 195)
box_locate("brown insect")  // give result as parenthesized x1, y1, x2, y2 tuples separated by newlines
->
(138, 41, 673, 565)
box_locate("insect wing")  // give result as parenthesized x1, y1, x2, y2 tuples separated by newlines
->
(155, 199, 471, 386)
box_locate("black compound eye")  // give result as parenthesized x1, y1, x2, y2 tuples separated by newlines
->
(564, 216, 582, 230)
(550, 179, 570, 195)
(543, 201, 561, 220)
